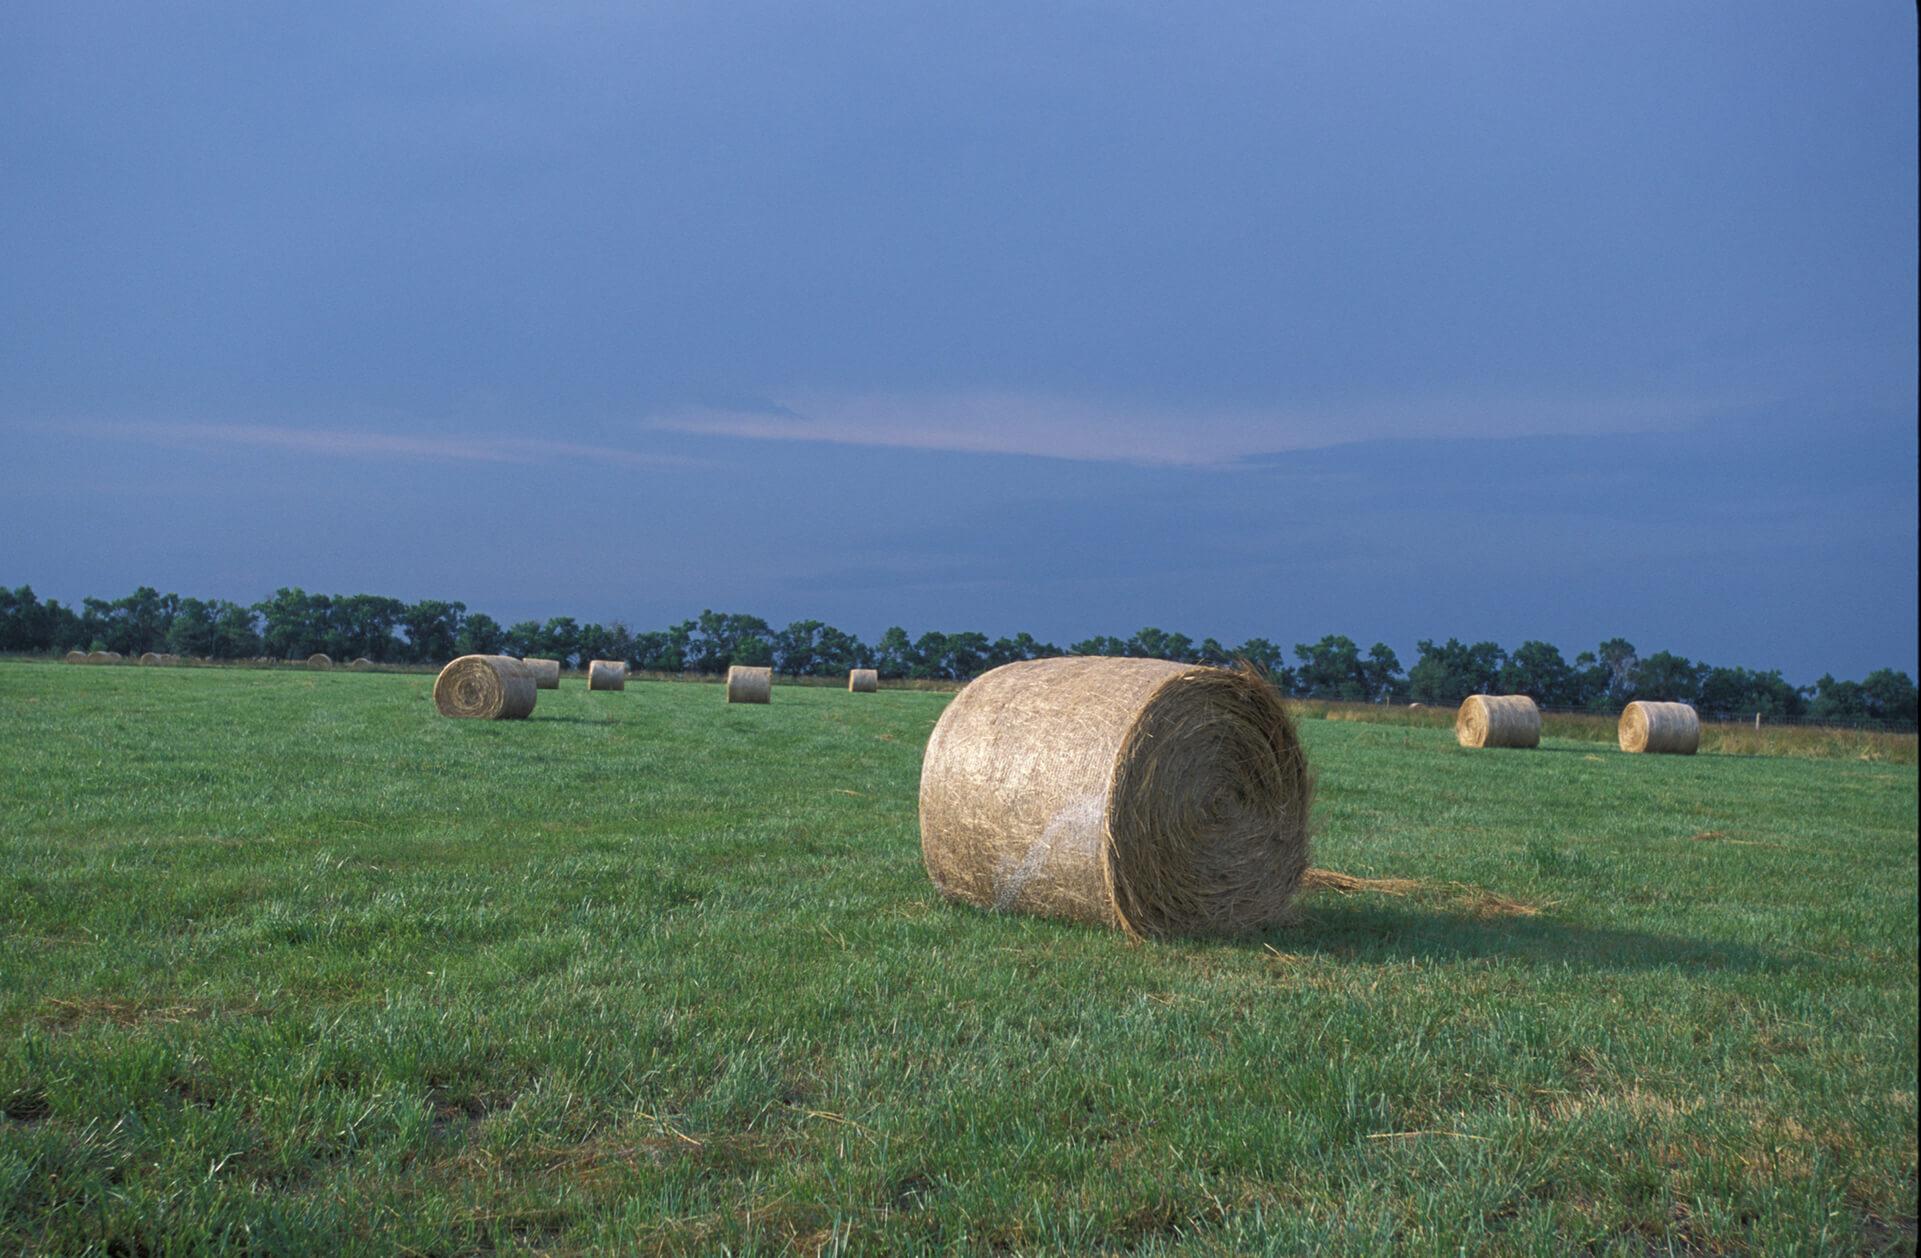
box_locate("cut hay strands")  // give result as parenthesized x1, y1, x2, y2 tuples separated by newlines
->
(848, 668, 880, 693)
(432, 655, 536, 720)
(586, 660, 627, 692)
(522, 658, 562, 690)
(1454, 694, 1541, 749)
(726, 665, 772, 704)
(918, 656, 1313, 939)
(306, 653, 333, 669)
(1619, 700, 1700, 755)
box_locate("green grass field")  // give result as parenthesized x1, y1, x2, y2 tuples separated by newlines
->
(1, 662, 1914, 1255)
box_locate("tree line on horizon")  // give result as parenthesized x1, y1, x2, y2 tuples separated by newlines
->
(1, 584, 1914, 726)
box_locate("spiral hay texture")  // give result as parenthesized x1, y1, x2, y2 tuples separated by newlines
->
(1455, 694, 1541, 749)
(586, 660, 627, 691)
(848, 668, 879, 693)
(1619, 700, 1700, 755)
(433, 655, 536, 720)
(523, 658, 562, 689)
(919, 657, 1313, 939)
(726, 665, 773, 703)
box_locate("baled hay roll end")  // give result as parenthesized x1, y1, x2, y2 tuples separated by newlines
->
(433, 654, 537, 719)
(1455, 694, 1541, 748)
(726, 665, 772, 703)
(1619, 700, 1700, 754)
(918, 656, 1313, 939)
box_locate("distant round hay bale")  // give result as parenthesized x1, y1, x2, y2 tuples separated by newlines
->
(65, 650, 86, 664)
(523, 658, 562, 689)
(1455, 694, 1541, 749)
(587, 659, 627, 691)
(919, 656, 1313, 939)
(307, 653, 333, 669)
(848, 668, 879, 693)
(433, 654, 536, 720)
(1619, 700, 1700, 755)
(139, 652, 164, 665)
(87, 651, 120, 664)
(349, 657, 375, 669)
(726, 665, 772, 703)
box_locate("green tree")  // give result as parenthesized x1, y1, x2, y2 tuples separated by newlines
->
(1127, 627, 1195, 662)
(1498, 640, 1574, 705)
(1632, 651, 1705, 704)
(456, 613, 504, 656)
(873, 626, 917, 679)
(1408, 639, 1506, 705)
(1363, 643, 1406, 702)
(1295, 635, 1367, 700)
(402, 600, 466, 663)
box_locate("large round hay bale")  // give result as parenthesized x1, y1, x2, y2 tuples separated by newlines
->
(307, 653, 333, 669)
(64, 650, 86, 664)
(433, 655, 536, 720)
(349, 657, 374, 669)
(726, 665, 772, 703)
(1619, 700, 1700, 755)
(523, 658, 562, 689)
(919, 656, 1313, 939)
(587, 659, 627, 691)
(848, 668, 879, 693)
(1455, 694, 1541, 749)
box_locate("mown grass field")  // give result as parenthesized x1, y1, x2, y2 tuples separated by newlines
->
(1, 661, 1914, 1255)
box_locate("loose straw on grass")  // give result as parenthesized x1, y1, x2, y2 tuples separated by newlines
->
(1619, 701, 1700, 755)
(918, 656, 1313, 939)
(1455, 695, 1541, 749)
(726, 665, 772, 703)
(433, 655, 537, 720)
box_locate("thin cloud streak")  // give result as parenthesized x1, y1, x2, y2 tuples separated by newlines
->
(33, 421, 706, 471)
(647, 389, 1748, 466)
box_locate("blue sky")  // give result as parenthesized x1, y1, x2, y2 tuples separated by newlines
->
(2, 3, 1914, 679)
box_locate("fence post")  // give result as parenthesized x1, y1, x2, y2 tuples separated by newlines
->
(1754, 712, 1761, 731)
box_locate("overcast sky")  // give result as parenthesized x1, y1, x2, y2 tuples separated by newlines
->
(3, 2, 1914, 679)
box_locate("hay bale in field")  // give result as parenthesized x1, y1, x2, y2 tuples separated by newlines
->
(523, 658, 562, 689)
(87, 651, 121, 663)
(433, 654, 536, 720)
(919, 656, 1313, 939)
(726, 665, 772, 703)
(307, 653, 333, 669)
(1619, 700, 1700, 755)
(65, 650, 86, 664)
(848, 668, 879, 693)
(1455, 694, 1541, 749)
(139, 652, 161, 665)
(350, 657, 374, 669)
(586, 659, 627, 691)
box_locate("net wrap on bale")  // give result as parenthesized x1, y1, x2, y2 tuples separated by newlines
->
(586, 659, 626, 691)
(523, 658, 562, 689)
(726, 666, 772, 703)
(848, 668, 879, 693)
(1619, 701, 1700, 754)
(433, 655, 537, 720)
(919, 656, 1313, 939)
(1455, 694, 1541, 749)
